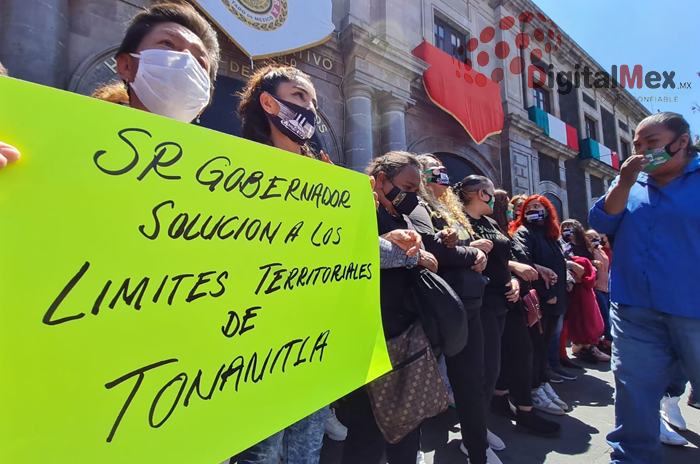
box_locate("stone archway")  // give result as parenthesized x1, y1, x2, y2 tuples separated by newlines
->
(408, 136, 501, 185)
(68, 44, 122, 96)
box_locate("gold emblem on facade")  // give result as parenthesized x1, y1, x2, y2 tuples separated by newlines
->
(220, 0, 288, 31)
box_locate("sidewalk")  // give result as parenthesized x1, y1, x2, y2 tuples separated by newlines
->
(320, 361, 700, 464)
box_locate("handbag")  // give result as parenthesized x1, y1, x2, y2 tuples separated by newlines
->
(404, 268, 468, 357)
(366, 322, 448, 443)
(523, 284, 543, 334)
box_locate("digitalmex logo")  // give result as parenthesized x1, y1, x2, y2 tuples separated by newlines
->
(452, 11, 561, 88)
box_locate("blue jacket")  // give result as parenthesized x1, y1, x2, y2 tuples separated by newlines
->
(589, 154, 700, 319)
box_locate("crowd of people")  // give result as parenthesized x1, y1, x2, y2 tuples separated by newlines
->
(1, 2, 699, 464)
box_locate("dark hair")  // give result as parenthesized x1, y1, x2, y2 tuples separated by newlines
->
(117, 1, 220, 85)
(0, 61, 7, 77)
(490, 189, 511, 233)
(366, 151, 421, 178)
(638, 112, 700, 158)
(452, 175, 493, 205)
(237, 63, 316, 158)
(561, 219, 591, 251)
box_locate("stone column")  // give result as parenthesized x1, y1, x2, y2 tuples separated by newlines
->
(0, 0, 70, 88)
(379, 94, 408, 155)
(559, 159, 570, 219)
(584, 170, 593, 211)
(344, 83, 375, 173)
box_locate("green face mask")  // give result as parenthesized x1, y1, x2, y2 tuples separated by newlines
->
(506, 209, 514, 222)
(483, 191, 495, 212)
(642, 138, 681, 173)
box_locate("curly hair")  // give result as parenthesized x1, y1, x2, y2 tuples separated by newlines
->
(237, 63, 316, 158)
(509, 195, 560, 240)
(91, 82, 129, 105)
(490, 189, 511, 234)
(561, 219, 592, 252)
(415, 154, 474, 234)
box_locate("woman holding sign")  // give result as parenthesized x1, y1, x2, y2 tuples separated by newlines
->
(0, 2, 220, 167)
(234, 64, 332, 464)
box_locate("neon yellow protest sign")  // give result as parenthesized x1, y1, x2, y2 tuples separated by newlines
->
(0, 77, 389, 464)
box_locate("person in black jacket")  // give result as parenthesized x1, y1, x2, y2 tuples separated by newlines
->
(339, 151, 439, 464)
(511, 196, 569, 417)
(410, 155, 499, 464)
(487, 189, 562, 435)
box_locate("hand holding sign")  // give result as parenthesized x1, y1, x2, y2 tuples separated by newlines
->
(0, 77, 389, 464)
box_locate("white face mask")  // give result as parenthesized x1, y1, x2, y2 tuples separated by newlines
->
(129, 49, 211, 123)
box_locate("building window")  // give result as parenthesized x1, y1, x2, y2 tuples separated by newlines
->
(585, 116, 598, 141)
(582, 92, 597, 109)
(620, 139, 631, 160)
(434, 17, 467, 56)
(533, 87, 551, 113)
(618, 120, 629, 133)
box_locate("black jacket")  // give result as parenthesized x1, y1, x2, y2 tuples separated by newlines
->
(408, 203, 489, 315)
(512, 224, 568, 315)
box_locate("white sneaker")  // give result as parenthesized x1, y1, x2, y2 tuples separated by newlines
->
(532, 387, 565, 416)
(325, 408, 347, 441)
(459, 444, 503, 464)
(661, 395, 687, 431)
(660, 418, 688, 446)
(543, 382, 569, 412)
(416, 451, 427, 464)
(487, 428, 506, 451)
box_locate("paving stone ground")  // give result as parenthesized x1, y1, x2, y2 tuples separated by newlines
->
(319, 356, 700, 464)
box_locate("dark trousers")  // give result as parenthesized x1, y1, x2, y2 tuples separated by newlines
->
(445, 309, 488, 464)
(530, 309, 559, 389)
(594, 289, 612, 340)
(340, 387, 421, 464)
(481, 304, 507, 404)
(495, 308, 534, 407)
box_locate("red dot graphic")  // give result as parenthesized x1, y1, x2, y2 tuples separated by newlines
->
(557, 34, 562, 45)
(480, 27, 496, 43)
(534, 29, 545, 41)
(464, 73, 474, 84)
(464, 58, 473, 71)
(531, 49, 542, 62)
(491, 68, 504, 84)
(499, 16, 515, 30)
(478, 51, 490, 67)
(545, 43, 552, 53)
(555, 45, 559, 51)
(515, 33, 530, 49)
(457, 45, 464, 56)
(455, 70, 461, 78)
(510, 57, 525, 74)
(495, 41, 511, 59)
(548, 29, 555, 40)
(519, 11, 535, 22)
(466, 38, 479, 52)
(476, 73, 487, 87)
(537, 13, 546, 22)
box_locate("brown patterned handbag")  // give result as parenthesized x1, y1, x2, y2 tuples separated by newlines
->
(366, 322, 449, 443)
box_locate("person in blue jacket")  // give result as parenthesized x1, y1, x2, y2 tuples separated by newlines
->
(589, 112, 700, 464)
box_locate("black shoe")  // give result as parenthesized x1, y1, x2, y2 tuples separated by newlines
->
(491, 393, 516, 418)
(547, 368, 564, 384)
(560, 358, 584, 370)
(550, 365, 577, 381)
(516, 408, 561, 436)
(688, 390, 700, 410)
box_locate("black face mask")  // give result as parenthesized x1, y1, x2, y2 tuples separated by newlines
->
(524, 210, 546, 223)
(386, 185, 419, 216)
(264, 92, 316, 145)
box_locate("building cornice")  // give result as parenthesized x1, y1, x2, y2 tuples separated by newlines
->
(581, 158, 619, 180)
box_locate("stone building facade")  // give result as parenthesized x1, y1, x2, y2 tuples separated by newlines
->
(0, 0, 649, 224)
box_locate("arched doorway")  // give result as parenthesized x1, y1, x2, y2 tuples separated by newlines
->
(434, 152, 484, 183)
(543, 192, 564, 221)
